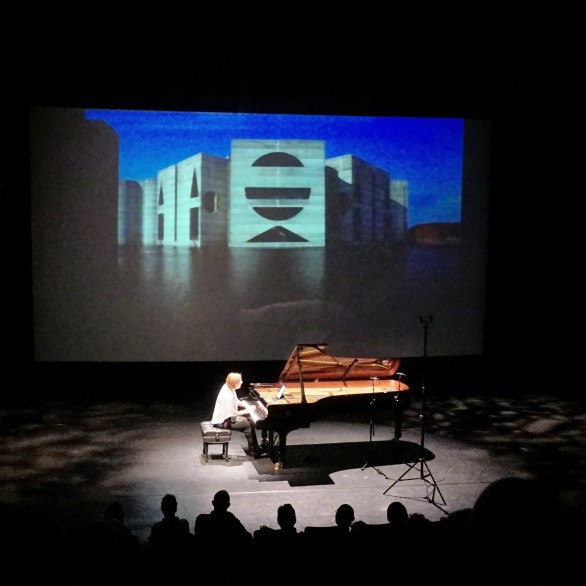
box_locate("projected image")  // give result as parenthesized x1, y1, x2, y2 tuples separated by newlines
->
(30, 108, 490, 362)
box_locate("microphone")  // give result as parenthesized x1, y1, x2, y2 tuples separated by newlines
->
(396, 372, 405, 378)
(370, 377, 378, 381)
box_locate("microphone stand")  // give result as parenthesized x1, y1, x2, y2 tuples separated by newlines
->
(383, 315, 447, 513)
(361, 377, 388, 477)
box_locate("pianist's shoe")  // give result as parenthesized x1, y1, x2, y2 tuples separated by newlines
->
(244, 445, 262, 459)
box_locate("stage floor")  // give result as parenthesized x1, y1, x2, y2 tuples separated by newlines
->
(1, 390, 584, 543)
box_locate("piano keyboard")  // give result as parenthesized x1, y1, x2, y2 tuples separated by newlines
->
(242, 399, 268, 423)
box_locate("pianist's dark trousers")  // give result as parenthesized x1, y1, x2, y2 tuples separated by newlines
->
(216, 415, 259, 452)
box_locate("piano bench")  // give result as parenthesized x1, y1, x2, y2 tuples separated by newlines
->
(200, 421, 232, 462)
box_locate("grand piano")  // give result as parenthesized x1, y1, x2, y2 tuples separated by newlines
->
(241, 343, 411, 468)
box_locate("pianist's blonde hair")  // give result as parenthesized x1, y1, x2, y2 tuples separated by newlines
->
(226, 372, 243, 391)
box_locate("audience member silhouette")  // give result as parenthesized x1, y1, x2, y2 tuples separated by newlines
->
(304, 503, 361, 586)
(458, 476, 572, 586)
(349, 500, 409, 544)
(334, 503, 356, 534)
(194, 489, 253, 577)
(58, 501, 145, 586)
(253, 502, 303, 542)
(254, 503, 305, 585)
(275, 503, 302, 540)
(345, 501, 415, 585)
(427, 507, 472, 585)
(386, 500, 409, 525)
(147, 493, 194, 584)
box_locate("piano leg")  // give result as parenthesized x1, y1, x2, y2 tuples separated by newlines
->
(268, 430, 289, 470)
(394, 408, 403, 442)
(260, 429, 269, 451)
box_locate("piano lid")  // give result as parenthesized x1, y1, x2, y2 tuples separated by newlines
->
(279, 343, 401, 383)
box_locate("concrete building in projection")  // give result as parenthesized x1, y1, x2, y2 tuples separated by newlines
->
(118, 138, 409, 248)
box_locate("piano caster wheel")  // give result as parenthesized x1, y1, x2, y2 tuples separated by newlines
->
(274, 462, 282, 470)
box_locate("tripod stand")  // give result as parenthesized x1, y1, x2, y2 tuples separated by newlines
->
(383, 315, 447, 513)
(362, 377, 388, 477)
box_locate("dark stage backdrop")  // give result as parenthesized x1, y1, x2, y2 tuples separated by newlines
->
(5, 4, 581, 402)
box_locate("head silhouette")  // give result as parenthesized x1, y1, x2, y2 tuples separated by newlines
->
(212, 490, 231, 512)
(387, 501, 408, 525)
(103, 501, 124, 524)
(277, 504, 296, 530)
(161, 494, 178, 517)
(335, 504, 355, 528)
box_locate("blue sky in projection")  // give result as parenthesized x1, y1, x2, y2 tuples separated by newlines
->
(86, 109, 464, 227)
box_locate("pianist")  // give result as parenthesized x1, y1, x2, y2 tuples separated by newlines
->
(211, 372, 263, 458)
